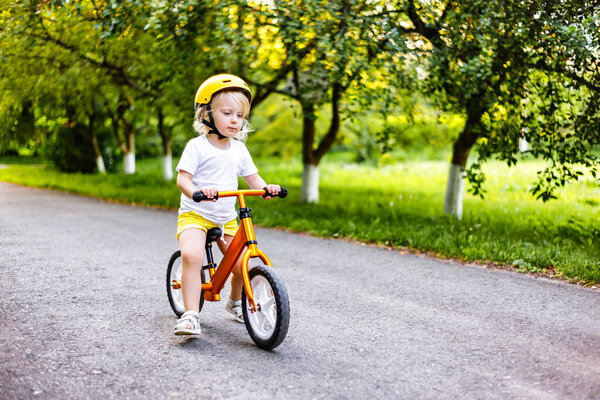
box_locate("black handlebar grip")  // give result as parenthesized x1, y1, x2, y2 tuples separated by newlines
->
(192, 191, 218, 202)
(263, 186, 288, 198)
(192, 191, 206, 202)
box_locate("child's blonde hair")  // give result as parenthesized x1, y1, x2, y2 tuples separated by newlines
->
(193, 90, 251, 142)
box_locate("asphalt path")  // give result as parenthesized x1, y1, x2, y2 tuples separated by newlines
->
(1, 181, 599, 399)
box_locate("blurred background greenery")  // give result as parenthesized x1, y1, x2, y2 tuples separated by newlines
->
(1, 1, 599, 283)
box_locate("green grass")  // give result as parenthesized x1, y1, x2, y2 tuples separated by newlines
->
(1, 156, 599, 285)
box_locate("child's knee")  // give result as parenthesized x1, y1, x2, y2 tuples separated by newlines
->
(181, 249, 204, 269)
(231, 263, 242, 276)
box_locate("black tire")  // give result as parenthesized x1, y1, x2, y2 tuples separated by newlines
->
(242, 265, 290, 350)
(166, 250, 205, 317)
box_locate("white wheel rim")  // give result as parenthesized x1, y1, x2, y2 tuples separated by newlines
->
(170, 258, 185, 314)
(247, 275, 277, 340)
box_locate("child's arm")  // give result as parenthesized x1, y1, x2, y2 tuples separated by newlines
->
(177, 170, 218, 199)
(244, 173, 280, 198)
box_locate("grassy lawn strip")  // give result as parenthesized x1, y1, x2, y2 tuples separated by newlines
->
(1, 158, 599, 285)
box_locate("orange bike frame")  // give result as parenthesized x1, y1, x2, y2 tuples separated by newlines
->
(200, 190, 272, 311)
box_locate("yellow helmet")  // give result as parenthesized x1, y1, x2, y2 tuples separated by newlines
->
(194, 74, 252, 110)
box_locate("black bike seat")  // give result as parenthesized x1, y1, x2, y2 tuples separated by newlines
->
(206, 227, 222, 243)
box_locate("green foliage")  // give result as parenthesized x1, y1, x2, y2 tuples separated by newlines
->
(248, 94, 302, 160)
(0, 0, 225, 176)
(43, 124, 96, 173)
(378, 0, 600, 203)
(344, 96, 463, 163)
(248, 91, 461, 164)
(1, 0, 599, 209)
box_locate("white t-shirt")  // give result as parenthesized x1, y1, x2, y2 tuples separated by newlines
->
(176, 135, 258, 224)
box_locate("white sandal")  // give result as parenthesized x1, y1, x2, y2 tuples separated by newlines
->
(225, 298, 244, 323)
(174, 311, 201, 335)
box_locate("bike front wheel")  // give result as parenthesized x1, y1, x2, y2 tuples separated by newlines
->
(166, 250, 205, 317)
(242, 265, 290, 350)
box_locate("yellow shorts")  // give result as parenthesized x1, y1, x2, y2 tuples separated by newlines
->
(176, 212, 238, 240)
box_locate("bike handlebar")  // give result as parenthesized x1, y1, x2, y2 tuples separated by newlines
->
(192, 187, 288, 202)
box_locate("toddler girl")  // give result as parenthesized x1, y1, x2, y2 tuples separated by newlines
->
(174, 74, 280, 335)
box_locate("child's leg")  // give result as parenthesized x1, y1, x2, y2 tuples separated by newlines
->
(178, 228, 207, 312)
(217, 235, 243, 301)
(218, 234, 245, 323)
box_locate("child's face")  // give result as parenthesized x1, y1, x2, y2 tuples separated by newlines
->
(212, 93, 245, 138)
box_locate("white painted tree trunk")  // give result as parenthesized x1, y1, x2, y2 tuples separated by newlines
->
(123, 151, 136, 175)
(162, 154, 173, 181)
(301, 164, 319, 203)
(519, 137, 529, 152)
(96, 155, 106, 174)
(443, 163, 465, 219)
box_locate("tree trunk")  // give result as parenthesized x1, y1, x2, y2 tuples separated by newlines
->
(96, 155, 106, 174)
(301, 164, 320, 203)
(123, 151, 135, 174)
(519, 137, 529, 152)
(121, 124, 135, 174)
(299, 85, 342, 203)
(122, 111, 135, 175)
(162, 155, 173, 181)
(300, 102, 318, 202)
(108, 98, 136, 175)
(157, 107, 173, 180)
(443, 110, 482, 219)
(88, 109, 106, 174)
(444, 163, 464, 218)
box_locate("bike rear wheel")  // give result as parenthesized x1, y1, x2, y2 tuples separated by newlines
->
(166, 250, 205, 317)
(242, 265, 290, 350)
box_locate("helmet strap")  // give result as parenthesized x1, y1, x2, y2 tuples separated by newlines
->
(201, 104, 227, 140)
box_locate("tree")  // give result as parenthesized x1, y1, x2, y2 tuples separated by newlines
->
(0, 1, 131, 172)
(243, 0, 404, 202)
(0, 1, 108, 170)
(3, 1, 403, 189)
(148, 0, 364, 200)
(382, 0, 600, 218)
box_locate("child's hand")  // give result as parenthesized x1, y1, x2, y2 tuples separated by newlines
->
(199, 186, 218, 201)
(263, 184, 281, 199)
